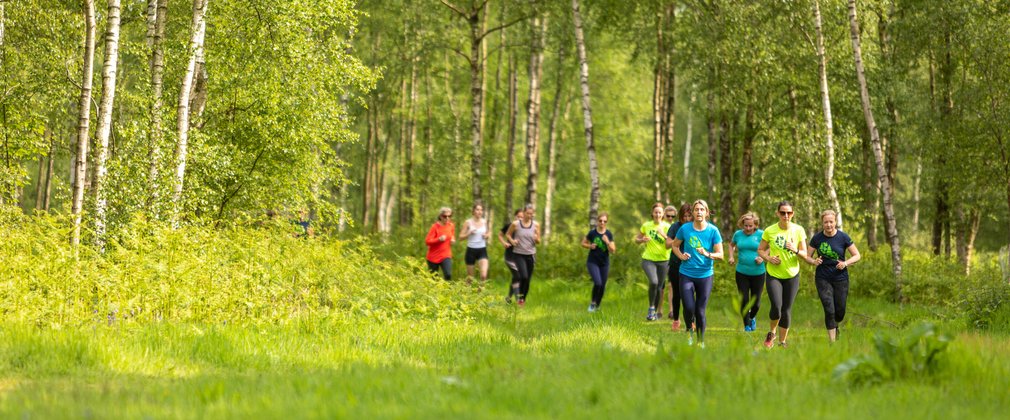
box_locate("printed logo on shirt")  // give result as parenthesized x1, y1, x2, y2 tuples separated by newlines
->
(775, 235, 795, 254)
(819, 242, 840, 259)
(593, 236, 607, 250)
(689, 236, 703, 249)
(649, 229, 663, 242)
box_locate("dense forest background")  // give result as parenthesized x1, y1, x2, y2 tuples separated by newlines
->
(2, 0, 1009, 280)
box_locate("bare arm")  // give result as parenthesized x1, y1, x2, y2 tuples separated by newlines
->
(727, 241, 737, 265)
(505, 222, 518, 246)
(758, 239, 780, 265)
(839, 243, 861, 269)
(671, 238, 690, 261)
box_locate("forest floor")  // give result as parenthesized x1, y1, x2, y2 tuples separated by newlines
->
(1, 277, 1008, 418)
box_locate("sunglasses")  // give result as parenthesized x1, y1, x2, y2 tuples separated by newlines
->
(779, 211, 793, 215)
(664, 214, 676, 219)
(442, 214, 453, 218)
(598, 219, 608, 223)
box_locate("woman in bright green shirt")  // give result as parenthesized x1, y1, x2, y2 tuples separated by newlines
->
(635, 203, 671, 321)
(757, 201, 815, 349)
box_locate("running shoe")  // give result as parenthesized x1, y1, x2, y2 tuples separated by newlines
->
(747, 317, 757, 331)
(505, 296, 513, 305)
(588, 303, 597, 313)
(687, 333, 694, 346)
(764, 332, 776, 349)
(646, 308, 657, 321)
(671, 320, 681, 332)
(778, 341, 789, 349)
(668, 312, 676, 320)
(699, 341, 705, 349)
(744, 323, 754, 332)
(517, 299, 525, 308)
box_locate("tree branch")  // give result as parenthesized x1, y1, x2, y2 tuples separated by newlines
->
(440, 0, 469, 18)
(478, 14, 530, 42)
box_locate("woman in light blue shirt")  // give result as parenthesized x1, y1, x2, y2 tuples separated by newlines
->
(728, 212, 766, 332)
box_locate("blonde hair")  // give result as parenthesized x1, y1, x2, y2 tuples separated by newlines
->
(692, 199, 710, 219)
(664, 205, 677, 214)
(437, 207, 452, 220)
(820, 209, 838, 221)
(737, 212, 760, 228)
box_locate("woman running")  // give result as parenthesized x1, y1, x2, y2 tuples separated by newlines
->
(757, 201, 811, 349)
(459, 203, 491, 289)
(665, 203, 692, 330)
(728, 212, 766, 332)
(582, 212, 616, 312)
(506, 204, 541, 307)
(498, 209, 524, 303)
(635, 203, 671, 321)
(670, 199, 723, 347)
(424, 207, 456, 280)
(809, 210, 861, 342)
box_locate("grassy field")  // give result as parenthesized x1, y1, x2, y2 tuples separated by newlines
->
(2, 275, 1008, 419)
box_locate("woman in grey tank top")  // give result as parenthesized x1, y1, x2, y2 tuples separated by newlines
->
(458, 203, 491, 289)
(506, 204, 541, 306)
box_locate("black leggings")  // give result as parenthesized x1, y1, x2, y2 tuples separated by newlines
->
(668, 261, 683, 320)
(815, 277, 849, 329)
(735, 272, 765, 324)
(513, 254, 536, 299)
(504, 252, 519, 298)
(427, 258, 452, 280)
(680, 274, 713, 340)
(587, 261, 610, 305)
(766, 274, 799, 329)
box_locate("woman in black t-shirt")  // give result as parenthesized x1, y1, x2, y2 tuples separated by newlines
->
(497, 209, 524, 303)
(809, 210, 861, 342)
(582, 212, 616, 312)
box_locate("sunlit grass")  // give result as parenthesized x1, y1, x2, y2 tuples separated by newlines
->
(1, 277, 1008, 418)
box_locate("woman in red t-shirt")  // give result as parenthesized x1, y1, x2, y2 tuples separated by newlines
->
(425, 207, 456, 280)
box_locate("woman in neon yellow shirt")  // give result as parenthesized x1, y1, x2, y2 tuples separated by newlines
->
(757, 201, 815, 349)
(635, 202, 671, 321)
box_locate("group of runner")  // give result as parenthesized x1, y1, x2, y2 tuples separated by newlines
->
(424, 199, 861, 347)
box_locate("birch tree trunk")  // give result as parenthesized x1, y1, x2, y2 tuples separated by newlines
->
(706, 92, 717, 206)
(172, 0, 208, 224)
(148, 0, 168, 211)
(363, 104, 377, 229)
(572, 0, 600, 228)
(524, 12, 546, 209)
(912, 153, 922, 228)
(34, 125, 50, 210)
(71, 0, 97, 247)
(43, 136, 54, 211)
(684, 87, 694, 184)
(544, 54, 567, 242)
(505, 53, 517, 214)
(652, 14, 665, 202)
(92, 0, 122, 248)
(848, 0, 902, 300)
(404, 59, 417, 225)
(814, 0, 842, 227)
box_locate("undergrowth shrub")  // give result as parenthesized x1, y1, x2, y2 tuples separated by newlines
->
(833, 323, 952, 386)
(959, 262, 1010, 332)
(0, 211, 486, 328)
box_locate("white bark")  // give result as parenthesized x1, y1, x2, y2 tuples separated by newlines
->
(572, 0, 600, 228)
(684, 87, 694, 184)
(92, 0, 122, 249)
(524, 13, 546, 209)
(148, 0, 168, 211)
(72, 0, 97, 247)
(849, 0, 902, 298)
(814, 0, 842, 227)
(173, 0, 208, 223)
